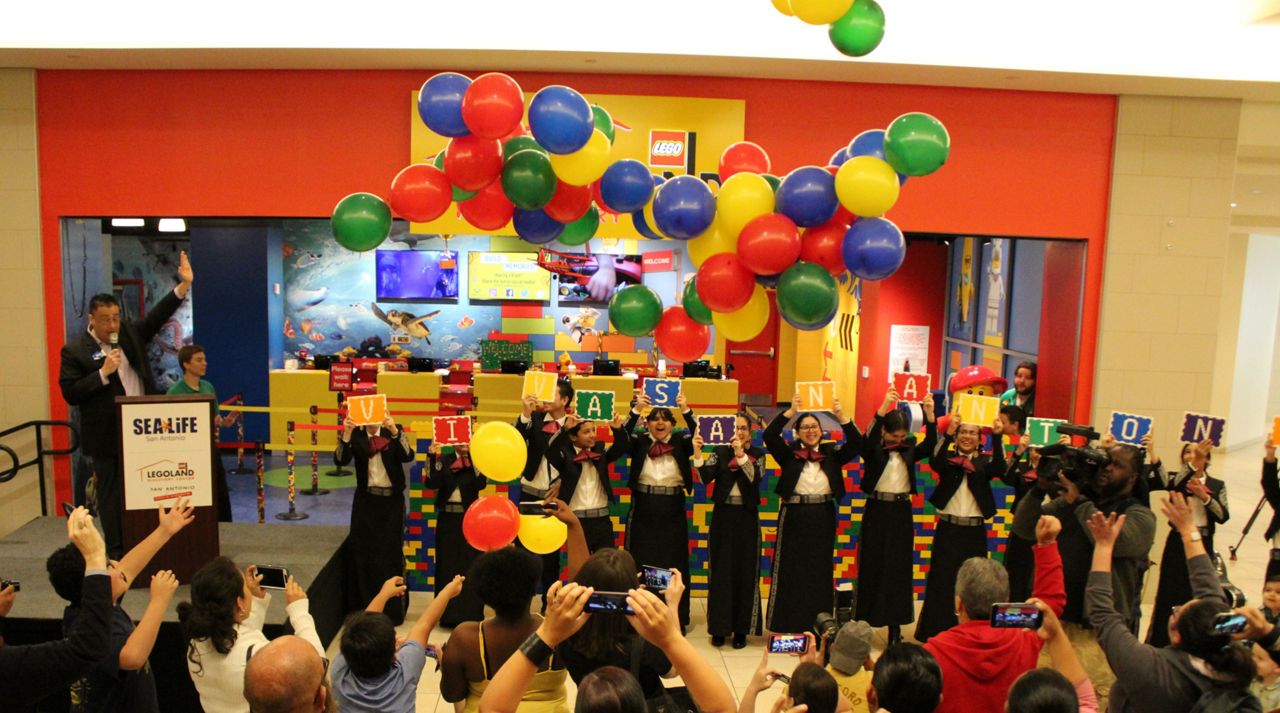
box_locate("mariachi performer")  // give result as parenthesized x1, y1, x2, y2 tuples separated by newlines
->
(693, 412, 766, 649)
(544, 410, 631, 552)
(515, 381, 574, 607)
(762, 392, 861, 635)
(424, 439, 487, 627)
(334, 410, 414, 625)
(1145, 438, 1229, 647)
(624, 390, 697, 629)
(915, 416, 1008, 642)
(855, 386, 936, 645)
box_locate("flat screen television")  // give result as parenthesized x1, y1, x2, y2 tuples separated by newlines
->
(468, 252, 551, 301)
(554, 253, 643, 303)
(375, 249, 459, 300)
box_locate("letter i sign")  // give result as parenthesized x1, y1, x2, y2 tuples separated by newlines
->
(432, 416, 472, 446)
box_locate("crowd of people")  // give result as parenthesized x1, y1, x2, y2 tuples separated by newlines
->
(5, 261, 1280, 713)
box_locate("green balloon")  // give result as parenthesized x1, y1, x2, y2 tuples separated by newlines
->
(591, 105, 616, 144)
(502, 135, 546, 161)
(682, 277, 713, 325)
(608, 284, 664, 337)
(776, 261, 839, 329)
(501, 149, 558, 210)
(828, 0, 885, 58)
(433, 151, 477, 201)
(884, 112, 950, 177)
(762, 173, 781, 192)
(557, 206, 599, 246)
(331, 192, 392, 252)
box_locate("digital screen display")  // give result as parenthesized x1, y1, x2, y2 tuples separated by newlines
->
(375, 249, 459, 300)
(553, 253, 643, 303)
(468, 252, 550, 301)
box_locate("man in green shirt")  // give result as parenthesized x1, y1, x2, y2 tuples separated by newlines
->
(999, 360, 1036, 417)
(167, 344, 234, 520)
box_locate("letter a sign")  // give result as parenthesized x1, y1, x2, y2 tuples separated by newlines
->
(697, 415, 737, 446)
(892, 373, 932, 404)
(1180, 412, 1226, 446)
(574, 391, 616, 421)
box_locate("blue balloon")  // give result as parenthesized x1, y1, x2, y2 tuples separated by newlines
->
(528, 86, 594, 155)
(513, 208, 564, 244)
(755, 273, 782, 289)
(632, 210, 664, 240)
(417, 73, 472, 138)
(849, 130, 908, 185)
(599, 160, 655, 213)
(829, 147, 851, 167)
(775, 166, 838, 228)
(651, 175, 715, 240)
(842, 217, 905, 280)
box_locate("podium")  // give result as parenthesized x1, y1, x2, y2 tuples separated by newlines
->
(117, 395, 221, 587)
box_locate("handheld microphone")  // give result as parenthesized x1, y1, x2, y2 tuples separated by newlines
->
(109, 333, 119, 348)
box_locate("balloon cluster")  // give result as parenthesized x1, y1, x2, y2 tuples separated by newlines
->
(770, 0, 887, 58)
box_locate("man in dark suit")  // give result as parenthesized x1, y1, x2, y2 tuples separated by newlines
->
(58, 251, 192, 557)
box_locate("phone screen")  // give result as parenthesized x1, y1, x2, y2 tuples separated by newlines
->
(1213, 613, 1248, 636)
(256, 565, 289, 590)
(585, 591, 634, 615)
(990, 603, 1043, 629)
(642, 565, 673, 591)
(768, 634, 809, 654)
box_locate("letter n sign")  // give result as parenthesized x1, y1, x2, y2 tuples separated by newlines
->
(1180, 412, 1226, 446)
(1108, 411, 1152, 446)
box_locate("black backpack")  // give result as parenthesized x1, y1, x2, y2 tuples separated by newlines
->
(1157, 648, 1262, 713)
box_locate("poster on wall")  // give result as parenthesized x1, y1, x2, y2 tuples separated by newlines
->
(887, 325, 930, 383)
(468, 252, 550, 301)
(554, 254, 643, 304)
(949, 237, 977, 340)
(979, 238, 1010, 347)
(120, 397, 214, 510)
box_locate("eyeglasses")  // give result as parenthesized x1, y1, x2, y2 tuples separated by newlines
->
(798, 425, 823, 432)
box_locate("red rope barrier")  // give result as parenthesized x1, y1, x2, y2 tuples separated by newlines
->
(218, 441, 259, 450)
(385, 396, 447, 404)
(292, 423, 343, 431)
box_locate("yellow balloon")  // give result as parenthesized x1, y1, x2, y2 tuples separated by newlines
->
(470, 421, 526, 482)
(716, 173, 775, 241)
(790, 0, 854, 24)
(834, 156, 901, 218)
(712, 285, 770, 342)
(688, 218, 736, 266)
(771, 0, 794, 16)
(517, 514, 568, 554)
(549, 129, 612, 186)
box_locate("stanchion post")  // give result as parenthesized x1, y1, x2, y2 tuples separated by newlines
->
(301, 405, 330, 496)
(255, 442, 265, 524)
(229, 394, 254, 474)
(325, 391, 352, 476)
(276, 420, 309, 521)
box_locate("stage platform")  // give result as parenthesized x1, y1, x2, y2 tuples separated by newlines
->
(1, 516, 348, 712)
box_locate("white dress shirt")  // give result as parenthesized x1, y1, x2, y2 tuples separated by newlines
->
(939, 456, 982, 518)
(569, 446, 608, 510)
(520, 414, 566, 490)
(363, 428, 408, 489)
(639, 437, 683, 487)
(794, 458, 832, 495)
(877, 452, 911, 494)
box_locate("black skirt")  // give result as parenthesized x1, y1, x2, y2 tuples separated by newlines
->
(625, 491, 692, 627)
(855, 498, 915, 626)
(1004, 532, 1036, 602)
(1146, 529, 1214, 647)
(343, 488, 408, 624)
(435, 509, 484, 626)
(580, 515, 616, 553)
(915, 518, 988, 642)
(767, 501, 836, 633)
(707, 503, 762, 637)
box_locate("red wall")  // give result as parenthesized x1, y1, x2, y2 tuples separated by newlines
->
(35, 70, 1116, 500)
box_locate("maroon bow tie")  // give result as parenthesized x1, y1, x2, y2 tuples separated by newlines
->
(884, 444, 908, 453)
(450, 456, 472, 471)
(797, 449, 825, 463)
(727, 454, 756, 471)
(369, 436, 390, 453)
(948, 455, 976, 473)
(574, 450, 602, 463)
(648, 442, 674, 458)
(542, 421, 561, 435)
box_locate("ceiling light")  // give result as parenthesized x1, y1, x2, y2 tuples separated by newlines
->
(158, 218, 187, 232)
(110, 218, 145, 228)
(1230, 202, 1238, 208)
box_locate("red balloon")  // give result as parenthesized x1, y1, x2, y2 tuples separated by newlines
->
(738, 213, 801, 275)
(800, 220, 850, 276)
(459, 180, 514, 230)
(719, 142, 771, 181)
(544, 181, 592, 223)
(462, 495, 520, 551)
(654, 306, 711, 363)
(388, 164, 453, 223)
(443, 135, 503, 192)
(591, 180, 622, 216)
(461, 73, 525, 140)
(824, 164, 840, 177)
(500, 123, 529, 144)
(696, 253, 755, 312)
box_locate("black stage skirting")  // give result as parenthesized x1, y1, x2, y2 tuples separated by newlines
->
(0, 517, 348, 712)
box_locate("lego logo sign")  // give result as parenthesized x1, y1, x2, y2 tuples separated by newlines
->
(649, 130, 688, 168)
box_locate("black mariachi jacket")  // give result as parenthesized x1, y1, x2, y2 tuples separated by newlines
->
(514, 410, 567, 483)
(624, 409, 697, 492)
(762, 411, 862, 500)
(334, 426, 414, 493)
(697, 444, 767, 511)
(545, 424, 630, 505)
(424, 451, 487, 508)
(926, 432, 1007, 519)
(857, 413, 937, 495)
(1149, 465, 1229, 536)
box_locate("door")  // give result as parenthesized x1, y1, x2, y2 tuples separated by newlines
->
(725, 291, 780, 407)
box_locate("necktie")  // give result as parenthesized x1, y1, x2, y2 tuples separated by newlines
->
(797, 449, 825, 463)
(450, 456, 472, 471)
(369, 436, 390, 453)
(648, 442, 674, 458)
(542, 420, 561, 435)
(948, 455, 976, 474)
(574, 450, 602, 463)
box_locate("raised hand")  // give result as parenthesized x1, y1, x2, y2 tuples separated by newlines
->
(1035, 515, 1062, 545)
(832, 398, 847, 424)
(244, 565, 265, 599)
(787, 392, 802, 417)
(1267, 435, 1277, 463)
(378, 576, 408, 602)
(1191, 438, 1212, 472)
(101, 349, 122, 377)
(284, 575, 307, 605)
(747, 649, 782, 692)
(177, 250, 194, 286)
(159, 497, 195, 536)
(150, 569, 179, 605)
(342, 416, 357, 441)
(692, 434, 705, 452)
(676, 393, 689, 412)
(947, 415, 962, 436)
(625, 586, 681, 649)
(1028, 597, 1063, 642)
(731, 436, 745, 459)
(662, 569, 685, 612)
(879, 386, 899, 416)
(922, 391, 935, 420)
(440, 574, 465, 600)
(67, 507, 107, 570)
(1161, 491, 1197, 535)
(537, 581, 593, 646)
(1085, 511, 1127, 549)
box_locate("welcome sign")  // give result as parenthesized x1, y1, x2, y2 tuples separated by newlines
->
(121, 397, 215, 510)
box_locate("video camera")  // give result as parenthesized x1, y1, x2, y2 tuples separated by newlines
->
(1035, 423, 1110, 494)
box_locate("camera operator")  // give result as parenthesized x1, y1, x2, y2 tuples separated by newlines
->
(1011, 433, 1154, 703)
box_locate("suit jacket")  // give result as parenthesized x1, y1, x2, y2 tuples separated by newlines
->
(858, 413, 937, 495)
(763, 411, 862, 500)
(58, 289, 185, 457)
(927, 433, 1008, 519)
(697, 444, 767, 510)
(1265, 460, 1280, 541)
(624, 409, 697, 492)
(424, 452, 487, 507)
(515, 410, 567, 483)
(545, 425, 630, 505)
(1149, 465, 1229, 536)
(333, 427, 414, 493)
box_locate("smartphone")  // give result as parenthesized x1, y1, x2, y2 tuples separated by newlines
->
(1213, 612, 1249, 636)
(642, 565, 673, 591)
(61, 502, 75, 517)
(768, 634, 809, 654)
(773, 673, 791, 685)
(990, 603, 1044, 629)
(585, 591, 634, 615)
(518, 502, 554, 516)
(255, 565, 290, 590)
(1, 580, 19, 592)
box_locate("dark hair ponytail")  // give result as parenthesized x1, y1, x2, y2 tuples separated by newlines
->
(1176, 599, 1256, 688)
(178, 556, 244, 674)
